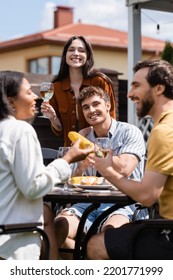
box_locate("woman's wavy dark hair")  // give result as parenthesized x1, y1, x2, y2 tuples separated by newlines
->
(0, 71, 24, 120)
(134, 59, 173, 99)
(52, 35, 114, 88)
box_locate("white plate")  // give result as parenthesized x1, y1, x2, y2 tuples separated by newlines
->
(70, 184, 114, 190)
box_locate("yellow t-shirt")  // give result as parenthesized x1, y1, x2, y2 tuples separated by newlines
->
(145, 110, 173, 219)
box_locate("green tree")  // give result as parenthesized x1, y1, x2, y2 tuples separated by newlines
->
(161, 41, 173, 65)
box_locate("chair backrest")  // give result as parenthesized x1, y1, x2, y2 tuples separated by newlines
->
(41, 147, 58, 165)
(0, 222, 50, 259)
(128, 218, 173, 259)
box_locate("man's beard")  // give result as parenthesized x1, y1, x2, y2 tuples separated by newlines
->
(137, 99, 154, 118)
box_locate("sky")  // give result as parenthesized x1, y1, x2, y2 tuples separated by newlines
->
(1, 0, 173, 42)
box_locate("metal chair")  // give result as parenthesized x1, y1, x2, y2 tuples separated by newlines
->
(0, 222, 50, 259)
(41, 147, 58, 165)
(81, 203, 157, 260)
(128, 218, 173, 259)
(0, 149, 56, 260)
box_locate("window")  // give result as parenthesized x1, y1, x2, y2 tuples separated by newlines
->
(28, 56, 61, 75)
(51, 57, 61, 75)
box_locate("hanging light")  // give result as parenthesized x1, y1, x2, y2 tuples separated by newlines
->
(157, 24, 160, 34)
(134, 4, 139, 15)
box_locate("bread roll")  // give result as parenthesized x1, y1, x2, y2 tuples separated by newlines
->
(81, 177, 97, 185)
(81, 177, 104, 185)
(68, 176, 104, 186)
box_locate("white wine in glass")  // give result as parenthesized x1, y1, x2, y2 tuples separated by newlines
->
(40, 82, 54, 117)
(40, 82, 54, 101)
(95, 137, 111, 158)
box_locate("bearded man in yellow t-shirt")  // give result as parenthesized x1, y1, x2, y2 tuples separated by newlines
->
(87, 59, 173, 260)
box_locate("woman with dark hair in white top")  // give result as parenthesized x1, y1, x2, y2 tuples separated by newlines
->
(0, 70, 94, 260)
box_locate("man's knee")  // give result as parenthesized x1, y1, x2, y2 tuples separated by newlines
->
(55, 209, 80, 225)
(55, 209, 80, 237)
(102, 214, 129, 231)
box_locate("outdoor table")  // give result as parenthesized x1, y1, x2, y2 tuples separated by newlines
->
(44, 185, 134, 259)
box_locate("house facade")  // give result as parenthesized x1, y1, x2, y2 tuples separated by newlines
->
(0, 6, 165, 80)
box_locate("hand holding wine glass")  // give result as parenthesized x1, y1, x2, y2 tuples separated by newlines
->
(95, 137, 112, 158)
(40, 82, 54, 117)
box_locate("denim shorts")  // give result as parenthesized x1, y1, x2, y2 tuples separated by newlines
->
(66, 203, 148, 232)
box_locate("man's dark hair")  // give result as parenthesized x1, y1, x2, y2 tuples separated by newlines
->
(78, 86, 110, 104)
(134, 59, 173, 99)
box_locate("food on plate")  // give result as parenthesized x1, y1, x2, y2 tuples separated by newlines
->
(68, 176, 105, 186)
(68, 131, 93, 149)
(68, 176, 87, 185)
(81, 177, 104, 185)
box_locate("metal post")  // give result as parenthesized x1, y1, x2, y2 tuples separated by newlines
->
(127, 3, 142, 125)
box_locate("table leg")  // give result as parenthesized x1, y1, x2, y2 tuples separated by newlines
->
(81, 203, 127, 259)
(73, 203, 100, 260)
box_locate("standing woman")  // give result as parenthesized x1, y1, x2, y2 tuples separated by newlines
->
(0, 71, 94, 259)
(41, 35, 116, 146)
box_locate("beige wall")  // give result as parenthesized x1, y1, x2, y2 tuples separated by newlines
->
(0, 45, 63, 72)
(0, 51, 25, 71)
(93, 48, 159, 80)
(93, 48, 128, 78)
(0, 44, 159, 80)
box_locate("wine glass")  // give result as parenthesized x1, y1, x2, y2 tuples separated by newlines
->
(58, 147, 70, 158)
(40, 82, 54, 117)
(95, 137, 111, 158)
(57, 147, 71, 191)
